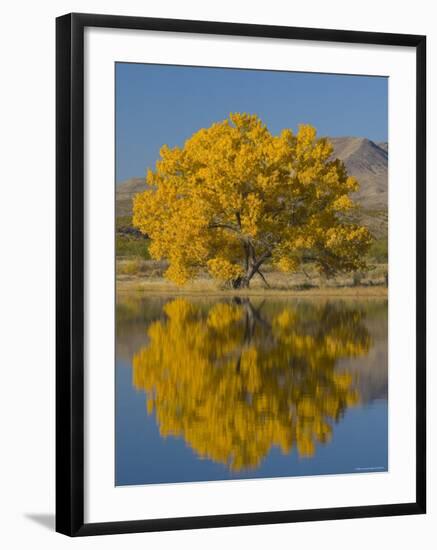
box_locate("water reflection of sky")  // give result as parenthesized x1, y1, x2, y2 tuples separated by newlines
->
(116, 297, 388, 486)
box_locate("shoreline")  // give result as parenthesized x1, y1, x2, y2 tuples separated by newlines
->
(116, 278, 388, 298)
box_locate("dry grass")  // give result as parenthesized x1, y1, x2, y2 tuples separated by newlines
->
(116, 258, 167, 277)
(115, 258, 388, 297)
(116, 276, 387, 299)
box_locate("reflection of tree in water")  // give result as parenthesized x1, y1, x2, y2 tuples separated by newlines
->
(133, 298, 372, 471)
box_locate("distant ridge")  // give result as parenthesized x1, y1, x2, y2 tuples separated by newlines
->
(376, 141, 388, 154)
(116, 177, 149, 217)
(330, 137, 388, 211)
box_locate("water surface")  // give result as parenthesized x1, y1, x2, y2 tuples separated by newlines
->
(116, 295, 388, 486)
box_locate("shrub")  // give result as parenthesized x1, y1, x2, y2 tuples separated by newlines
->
(368, 237, 388, 263)
(117, 258, 143, 276)
(115, 234, 150, 259)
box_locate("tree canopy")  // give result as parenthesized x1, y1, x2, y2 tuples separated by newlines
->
(133, 113, 372, 288)
(133, 298, 371, 471)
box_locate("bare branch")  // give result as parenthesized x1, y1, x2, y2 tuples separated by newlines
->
(256, 269, 271, 288)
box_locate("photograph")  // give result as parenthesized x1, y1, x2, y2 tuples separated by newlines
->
(115, 63, 389, 486)
(0, 1, 431, 546)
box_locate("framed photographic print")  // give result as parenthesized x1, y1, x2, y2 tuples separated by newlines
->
(56, 13, 426, 536)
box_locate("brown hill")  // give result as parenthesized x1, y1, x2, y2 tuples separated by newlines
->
(330, 137, 388, 211)
(116, 177, 149, 217)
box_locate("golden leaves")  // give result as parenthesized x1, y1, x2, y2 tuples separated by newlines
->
(207, 258, 244, 283)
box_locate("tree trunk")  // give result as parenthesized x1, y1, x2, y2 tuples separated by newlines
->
(232, 262, 270, 288)
(231, 248, 272, 289)
(231, 275, 250, 289)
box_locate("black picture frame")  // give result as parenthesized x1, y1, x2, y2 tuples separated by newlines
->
(56, 12, 426, 537)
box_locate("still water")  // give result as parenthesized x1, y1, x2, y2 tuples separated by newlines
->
(116, 296, 388, 486)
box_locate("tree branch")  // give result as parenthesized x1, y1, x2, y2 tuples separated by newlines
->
(208, 222, 239, 233)
(256, 269, 270, 288)
(253, 250, 272, 270)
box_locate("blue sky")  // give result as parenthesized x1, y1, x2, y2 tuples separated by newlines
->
(116, 63, 388, 184)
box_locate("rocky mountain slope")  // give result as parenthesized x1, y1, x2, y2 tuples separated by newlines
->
(330, 137, 388, 211)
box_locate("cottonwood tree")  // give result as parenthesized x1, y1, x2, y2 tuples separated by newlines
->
(133, 113, 372, 288)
